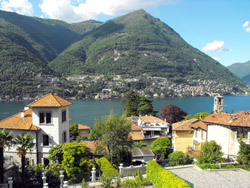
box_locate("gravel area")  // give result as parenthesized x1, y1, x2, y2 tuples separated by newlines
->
(169, 166, 250, 188)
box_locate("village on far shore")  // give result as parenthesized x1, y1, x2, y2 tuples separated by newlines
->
(1, 93, 250, 187)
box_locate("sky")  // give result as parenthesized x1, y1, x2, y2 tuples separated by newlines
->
(0, 0, 249, 67)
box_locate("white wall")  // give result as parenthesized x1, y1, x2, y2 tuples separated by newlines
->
(32, 106, 70, 154)
(207, 125, 239, 158)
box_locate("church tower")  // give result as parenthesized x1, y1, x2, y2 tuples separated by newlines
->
(214, 95, 224, 113)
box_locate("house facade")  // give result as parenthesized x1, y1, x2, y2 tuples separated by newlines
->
(0, 93, 73, 165)
(172, 119, 207, 153)
(203, 111, 250, 160)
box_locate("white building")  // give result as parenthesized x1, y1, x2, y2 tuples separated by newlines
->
(137, 116, 170, 138)
(203, 111, 250, 161)
(0, 93, 73, 165)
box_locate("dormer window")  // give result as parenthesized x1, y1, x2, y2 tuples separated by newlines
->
(39, 112, 52, 124)
(62, 110, 67, 123)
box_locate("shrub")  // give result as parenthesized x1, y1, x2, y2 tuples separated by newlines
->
(146, 160, 190, 188)
(198, 163, 219, 170)
(168, 151, 193, 166)
(95, 157, 119, 178)
(122, 171, 144, 188)
(197, 140, 223, 164)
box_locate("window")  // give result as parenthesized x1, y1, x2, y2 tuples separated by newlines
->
(62, 131, 67, 143)
(39, 112, 52, 124)
(43, 135, 49, 146)
(62, 110, 67, 122)
(44, 158, 49, 166)
(201, 130, 203, 138)
(237, 128, 248, 139)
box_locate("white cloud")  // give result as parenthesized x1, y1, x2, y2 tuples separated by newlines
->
(242, 21, 250, 32)
(202, 40, 232, 53)
(0, 0, 33, 15)
(246, 27, 250, 32)
(39, 0, 177, 23)
(213, 57, 219, 61)
(242, 21, 249, 28)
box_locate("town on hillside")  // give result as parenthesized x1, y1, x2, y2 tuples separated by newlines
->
(0, 93, 250, 187)
(1, 74, 249, 102)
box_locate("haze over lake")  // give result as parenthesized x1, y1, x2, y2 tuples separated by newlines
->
(1, 95, 250, 127)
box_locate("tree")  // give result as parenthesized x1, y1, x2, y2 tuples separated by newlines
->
(69, 124, 79, 141)
(197, 140, 223, 164)
(151, 137, 171, 159)
(133, 141, 148, 149)
(168, 151, 193, 166)
(48, 144, 64, 164)
(122, 91, 156, 117)
(15, 133, 35, 179)
(0, 128, 13, 183)
(237, 140, 250, 165)
(122, 91, 139, 117)
(159, 104, 187, 123)
(90, 112, 132, 165)
(138, 96, 157, 116)
(62, 142, 92, 183)
(193, 112, 209, 119)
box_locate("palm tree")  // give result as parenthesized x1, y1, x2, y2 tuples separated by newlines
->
(0, 128, 13, 183)
(15, 133, 35, 179)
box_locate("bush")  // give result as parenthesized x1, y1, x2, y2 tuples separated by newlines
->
(95, 157, 119, 178)
(146, 160, 190, 188)
(122, 171, 144, 188)
(168, 151, 193, 166)
(198, 163, 219, 170)
(197, 140, 223, 164)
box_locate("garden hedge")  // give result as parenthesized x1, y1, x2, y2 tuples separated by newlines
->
(95, 157, 119, 178)
(146, 160, 190, 188)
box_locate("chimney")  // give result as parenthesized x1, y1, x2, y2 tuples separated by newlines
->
(24, 107, 29, 110)
(21, 109, 25, 118)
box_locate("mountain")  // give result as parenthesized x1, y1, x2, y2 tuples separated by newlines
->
(0, 9, 246, 99)
(49, 10, 243, 87)
(227, 60, 250, 78)
(0, 10, 101, 98)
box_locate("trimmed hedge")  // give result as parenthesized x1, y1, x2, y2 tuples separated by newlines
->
(146, 160, 190, 188)
(95, 157, 119, 178)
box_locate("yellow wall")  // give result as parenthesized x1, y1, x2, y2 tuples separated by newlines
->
(173, 131, 193, 153)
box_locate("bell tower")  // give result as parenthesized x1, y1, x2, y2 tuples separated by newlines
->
(214, 95, 224, 113)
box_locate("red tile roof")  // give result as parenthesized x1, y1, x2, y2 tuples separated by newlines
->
(27, 93, 73, 107)
(172, 119, 197, 131)
(0, 108, 40, 130)
(78, 124, 91, 130)
(203, 111, 250, 127)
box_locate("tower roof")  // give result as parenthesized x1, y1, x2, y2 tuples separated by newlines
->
(26, 93, 73, 107)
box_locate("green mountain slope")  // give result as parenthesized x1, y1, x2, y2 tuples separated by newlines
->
(0, 10, 100, 97)
(49, 10, 244, 87)
(228, 60, 250, 78)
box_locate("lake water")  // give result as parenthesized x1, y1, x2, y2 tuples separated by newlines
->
(1, 95, 250, 127)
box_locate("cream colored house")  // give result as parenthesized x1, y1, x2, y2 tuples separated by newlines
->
(0, 93, 73, 165)
(203, 111, 250, 160)
(191, 121, 207, 151)
(172, 119, 195, 152)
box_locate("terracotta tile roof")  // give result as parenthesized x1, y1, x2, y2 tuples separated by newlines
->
(191, 121, 207, 130)
(203, 111, 250, 127)
(0, 108, 40, 130)
(78, 124, 91, 130)
(27, 93, 73, 107)
(172, 119, 197, 131)
(131, 124, 142, 131)
(80, 140, 107, 154)
(139, 116, 168, 124)
(130, 131, 144, 141)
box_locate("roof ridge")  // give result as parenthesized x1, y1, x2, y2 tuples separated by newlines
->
(26, 93, 50, 107)
(51, 93, 62, 107)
